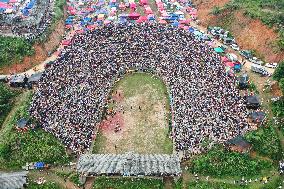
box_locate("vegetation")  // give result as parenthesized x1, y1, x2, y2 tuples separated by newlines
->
(271, 61, 284, 118)
(218, 0, 284, 50)
(272, 99, 284, 118)
(0, 36, 34, 68)
(93, 177, 164, 189)
(245, 123, 281, 160)
(190, 146, 272, 177)
(0, 91, 70, 169)
(69, 173, 82, 187)
(187, 181, 249, 189)
(27, 181, 61, 189)
(0, 83, 19, 128)
(273, 61, 284, 81)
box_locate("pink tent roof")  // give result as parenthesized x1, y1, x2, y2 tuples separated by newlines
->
(225, 62, 235, 68)
(221, 56, 229, 62)
(9, 0, 17, 3)
(159, 19, 167, 24)
(140, 16, 148, 21)
(65, 25, 72, 29)
(130, 2, 136, 8)
(0, 3, 11, 8)
(111, 0, 116, 2)
(62, 40, 71, 46)
(140, 0, 148, 5)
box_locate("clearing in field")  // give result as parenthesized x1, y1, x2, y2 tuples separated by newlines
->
(93, 72, 173, 154)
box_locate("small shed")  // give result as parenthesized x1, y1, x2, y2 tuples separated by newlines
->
(28, 72, 43, 84)
(249, 111, 266, 123)
(16, 118, 28, 131)
(246, 95, 260, 109)
(227, 135, 251, 153)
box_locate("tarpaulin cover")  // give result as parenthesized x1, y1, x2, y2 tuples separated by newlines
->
(17, 118, 28, 129)
(214, 47, 224, 53)
(62, 40, 71, 46)
(225, 62, 234, 68)
(35, 162, 45, 169)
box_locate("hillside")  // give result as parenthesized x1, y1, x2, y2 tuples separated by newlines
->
(192, 0, 284, 63)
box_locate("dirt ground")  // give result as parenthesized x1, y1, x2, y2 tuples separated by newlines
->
(94, 73, 173, 154)
(192, 0, 284, 63)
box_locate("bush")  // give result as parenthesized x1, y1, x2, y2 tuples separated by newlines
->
(245, 124, 281, 160)
(187, 181, 249, 189)
(279, 78, 284, 95)
(0, 83, 19, 127)
(93, 177, 164, 189)
(190, 146, 272, 177)
(272, 99, 284, 118)
(273, 61, 284, 81)
(0, 37, 34, 68)
(211, 6, 222, 15)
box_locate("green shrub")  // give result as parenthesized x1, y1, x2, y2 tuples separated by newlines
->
(272, 99, 284, 118)
(27, 181, 61, 189)
(211, 6, 222, 15)
(187, 181, 249, 189)
(69, 173, 82, 187)
(245, 124, 281, 160)
(273, 61, 284, 81)
(0, 37, 34, 68)
(190, 146, 272, 177)
(93, 177, 164, 189)
(0, 83, 19, 127)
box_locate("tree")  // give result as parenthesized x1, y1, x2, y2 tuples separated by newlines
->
(273, 61, 284, 81)
(279, 78, 284, 95)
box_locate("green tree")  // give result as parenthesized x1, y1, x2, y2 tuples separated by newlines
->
(0, 83, 18, 127)
(272, 61, 284, 81)
(279, 78, 284, 94)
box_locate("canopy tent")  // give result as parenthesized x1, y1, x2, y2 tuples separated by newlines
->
(227, 53, 238, 62)
(17, 118, 28, 129)
(214, 47, 224, 53)
(128, 12, 140, 20)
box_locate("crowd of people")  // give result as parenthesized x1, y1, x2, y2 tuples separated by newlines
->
(0, 0, 54, 41)
(30, 23, 250, 156)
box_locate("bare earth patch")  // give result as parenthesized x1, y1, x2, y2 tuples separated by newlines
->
(93, 73, 173, 154)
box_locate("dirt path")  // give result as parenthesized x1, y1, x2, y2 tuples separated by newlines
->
(85, 177, 95, 189)
(164, 177, 173, 189)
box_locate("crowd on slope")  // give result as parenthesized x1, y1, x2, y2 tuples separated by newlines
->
(30, 23, 250, 157)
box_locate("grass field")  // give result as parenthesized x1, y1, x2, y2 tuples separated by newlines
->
(93, 72, 173, 154)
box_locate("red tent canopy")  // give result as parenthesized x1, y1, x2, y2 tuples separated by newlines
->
(159, 19, 167, 24)
(62, 40, 71, 46)
(130, 2, 136, 9)
(225, 62, 235, 68)
(128, 12, 140, 20)
(221, 56, 229, 62)
(140, 0, 148, 5)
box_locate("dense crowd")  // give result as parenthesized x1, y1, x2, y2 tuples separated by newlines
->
(30, 23, 250, 156)
(0, 0, 53, 41)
